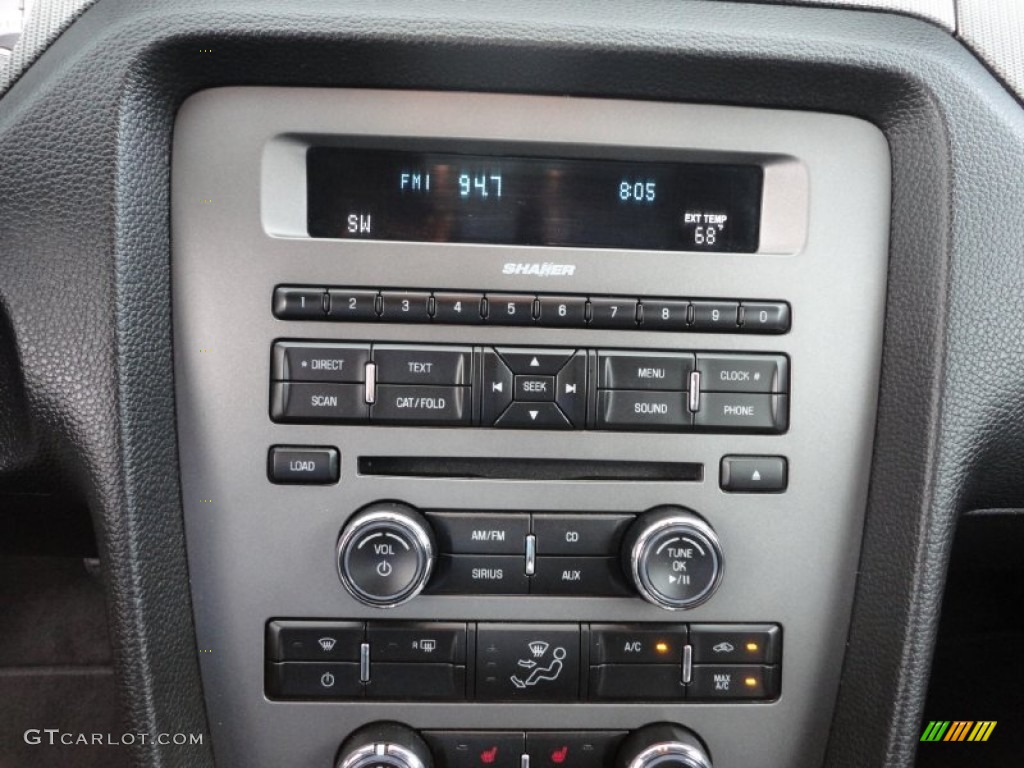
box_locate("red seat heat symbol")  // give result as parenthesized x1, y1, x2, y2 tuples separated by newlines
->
(480, 747, 498, 764)
(551, 746, 569, 764)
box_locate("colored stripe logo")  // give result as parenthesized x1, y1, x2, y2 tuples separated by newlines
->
(920, 721, 996, 742)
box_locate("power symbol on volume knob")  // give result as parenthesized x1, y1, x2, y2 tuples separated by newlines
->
(337, 502, 436, 607)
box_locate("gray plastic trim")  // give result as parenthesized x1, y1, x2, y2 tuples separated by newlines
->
(172, 88, 890, 768)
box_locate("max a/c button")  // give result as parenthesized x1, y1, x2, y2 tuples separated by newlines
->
(268, 446, 339, 484)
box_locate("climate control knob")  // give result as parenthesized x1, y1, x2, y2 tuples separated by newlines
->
(337, 502, 436, 607)
(337, 723, 432, 768)
(617, 724, 712, 768)
(623, 506, 723, 610)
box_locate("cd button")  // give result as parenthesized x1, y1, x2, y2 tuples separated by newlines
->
(433, 292, 485, 324)
(374, 345, 472, 385)
(639, 299, 689, 331)
(690, 300, 740, 331)
(494, 402, 571, 429)
(515, 375, 555, 401)
(371, 385, 470, 425)
(380, 290, 432, 322)
(326, 288, 379, 321)
(532, 514, 633, 556)
(485, 294, 536, 325)
(588, 297, 639, 329)
(270, 382, 368, 423)
(596, 390, 690, 431)
(598, 352, 693, 391)
(536, 295, 587, 327)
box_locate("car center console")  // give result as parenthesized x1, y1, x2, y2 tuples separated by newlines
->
(171, 88, 890, 768)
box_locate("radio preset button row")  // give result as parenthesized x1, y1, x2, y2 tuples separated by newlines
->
(273, 285, 791, 334)
(266, 620, 781, 702)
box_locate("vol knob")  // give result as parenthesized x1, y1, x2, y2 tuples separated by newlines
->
(617, 724, 712, 768)
(337, 502, 436, 607)
(622, 506, 723, 610)
(337, 723, 432, 768)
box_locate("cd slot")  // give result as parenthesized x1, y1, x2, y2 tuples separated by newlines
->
(357, 456, 702, 482)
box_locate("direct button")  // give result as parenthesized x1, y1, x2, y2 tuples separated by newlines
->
(599, 352, 693, 390)
(590, 624, 687, 665)
(696, 354, 788, 394)
(268, 446, 340, 484)
(427, 512, 530, 555)
(515, 375, 555, 401)
(271, 342, 369, 382)
(372, 385, 470, 425)
(533, 514, 633, 556)
(690, 624, 781, 664)
(374, 345, 472, 385)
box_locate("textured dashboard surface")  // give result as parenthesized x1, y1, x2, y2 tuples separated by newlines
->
(2, 0, 1024, 767)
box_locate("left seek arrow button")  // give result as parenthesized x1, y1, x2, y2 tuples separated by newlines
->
(268, 446, 339, 484)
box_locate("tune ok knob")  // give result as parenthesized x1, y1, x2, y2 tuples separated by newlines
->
(337, 502, 436, 607)
(617, 724, 712, 768)
(337, 723, 432, 768)
(623, 506, 723, 610)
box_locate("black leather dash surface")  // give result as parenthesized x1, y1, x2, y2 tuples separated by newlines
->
(2, 1, 1024, 766)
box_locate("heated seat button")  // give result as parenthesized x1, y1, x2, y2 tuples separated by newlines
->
(485, 294, 537, 325)
(689, 664, 779, 700)
(526, 731, 627, 768)
(427, 513, 530, 555)
(271, 342, 370, 382)
(273, 286, 326, 320)
(689, 624, 781, 664)
(366, 663, 466, 700)
(588, 664, 686, 701)
(270, 382, 368, 423)
(424, 731, 526, 768)
(720, 456, 788, 493)
(268, 446, 340, 484)
(476, 623, 581, 701)
(533, 514, 633, 556)
(496, 348, 575, 375)
(590, 624, 687, 665)
(694, 393, 788, 432)
(380, 290, 432, 322)
(374, 345, 472, 385)
(597, 390, 690, 431)
(589, 297, 639, 329)
(367, 621, 468, 664)
(265, 661, 362, 698)
(433, 292, 485, 324)
(327, 288, 379, 321)
(427, 555, 529, 595)
(371, 385, 470, 425)
(531, 557, 630, 596)
(265, 620, 363, 662)
(696, 354, 788, 394)
(494, 402, 571, 429)
(639, 299, 689, 331)
(536, 296, 587, 327)
(481, 349, 514, 425)
(740, 301, 791, 333)
(690, 300, 740, 331)
(598, 352, 693, 390)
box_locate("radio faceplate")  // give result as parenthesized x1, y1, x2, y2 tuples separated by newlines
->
(171, 88, 889, 768)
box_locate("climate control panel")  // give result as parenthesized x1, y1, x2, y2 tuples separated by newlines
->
(266, 620, 782, 703)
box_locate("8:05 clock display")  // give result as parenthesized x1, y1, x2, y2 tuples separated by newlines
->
(306, 147, 763, 252)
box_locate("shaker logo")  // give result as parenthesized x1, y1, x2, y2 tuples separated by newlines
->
(502, 263, 576, 277)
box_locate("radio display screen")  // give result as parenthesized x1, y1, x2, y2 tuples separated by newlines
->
(306, 148, 763, 252)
